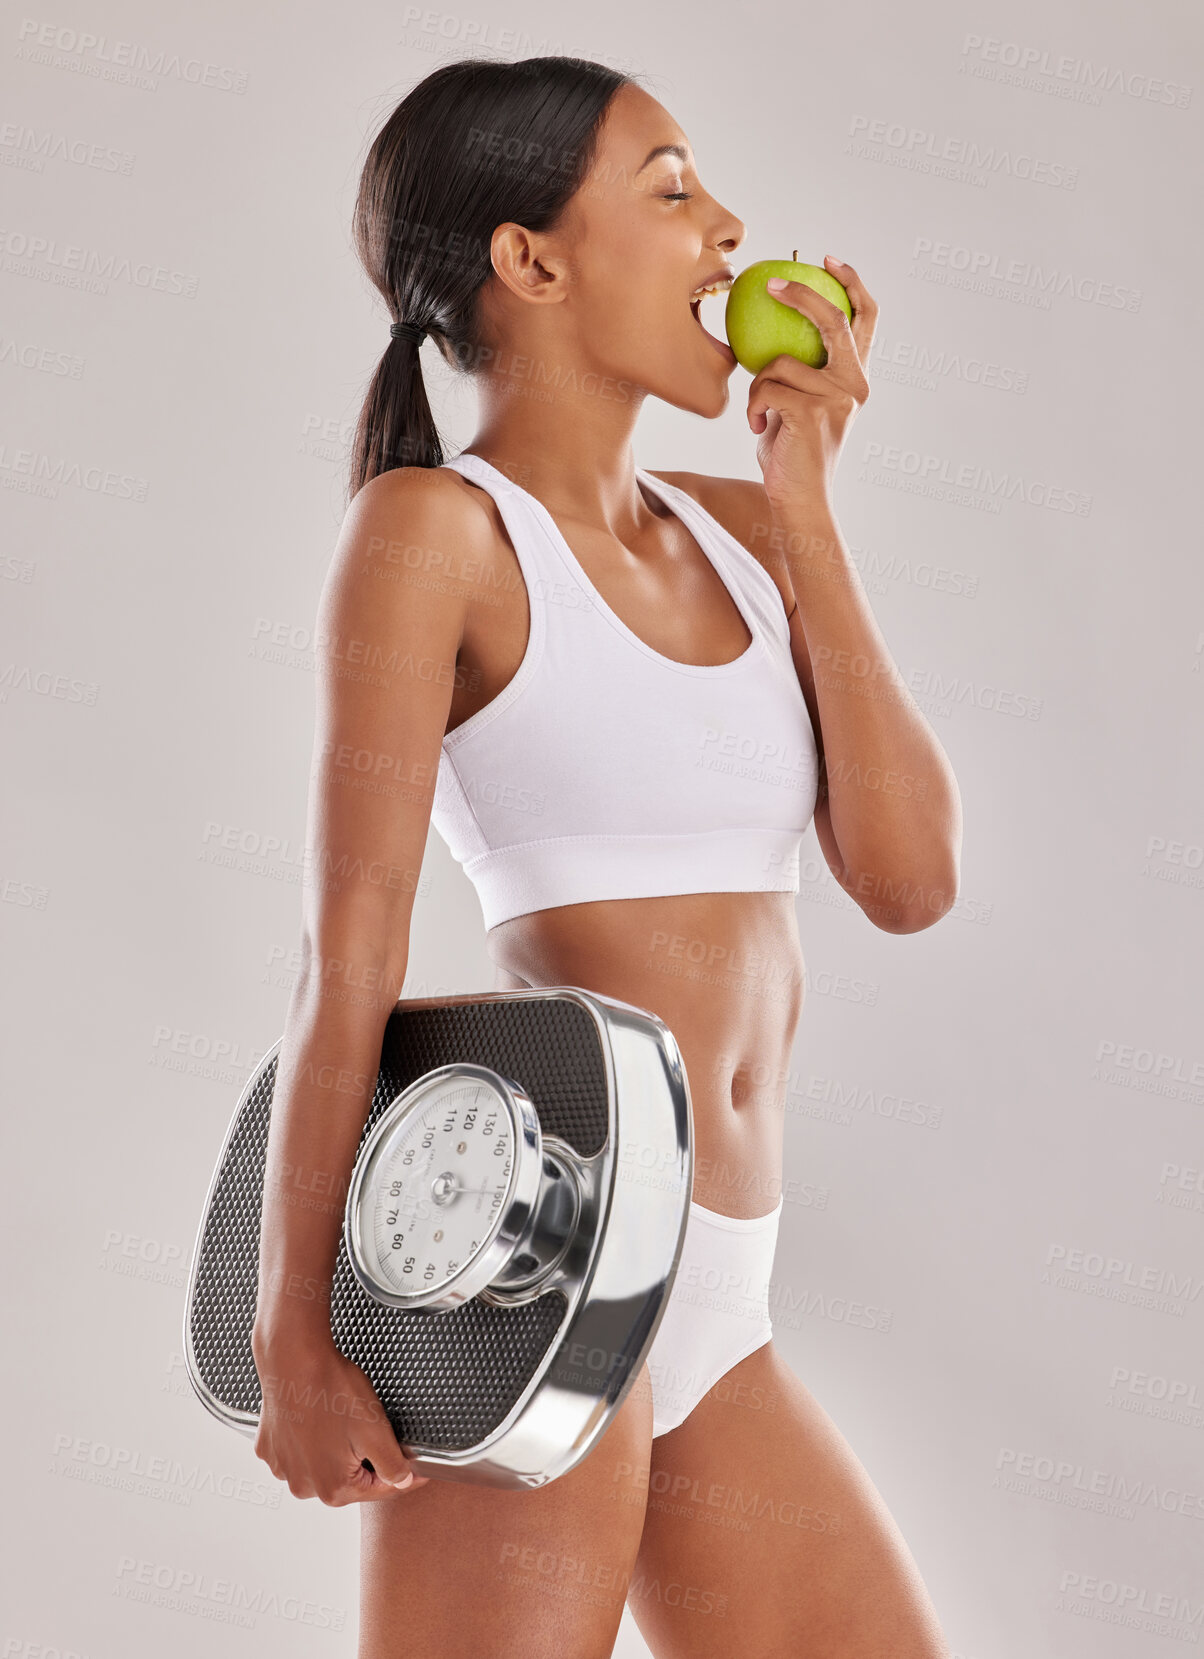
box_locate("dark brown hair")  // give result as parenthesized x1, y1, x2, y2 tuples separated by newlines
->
(348, 55, 639, 501)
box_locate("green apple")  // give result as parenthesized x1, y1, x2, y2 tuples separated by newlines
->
(725, 252, 852, 372)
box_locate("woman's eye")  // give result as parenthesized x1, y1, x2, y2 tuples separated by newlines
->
(661, 191, 693, 201)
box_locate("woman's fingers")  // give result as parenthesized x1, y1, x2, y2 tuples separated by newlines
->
(821, 256, 879, 358)
(766, 273, 858, 368)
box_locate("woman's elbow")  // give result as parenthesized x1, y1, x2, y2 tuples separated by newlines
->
(868, 864, 960, 934)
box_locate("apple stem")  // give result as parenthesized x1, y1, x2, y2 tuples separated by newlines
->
(792, 249, 797, 261)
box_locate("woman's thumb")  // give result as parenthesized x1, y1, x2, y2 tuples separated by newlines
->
(360, 1432, 421, 1489)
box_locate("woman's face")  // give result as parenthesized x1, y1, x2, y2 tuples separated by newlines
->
(502, 82, 748, 419)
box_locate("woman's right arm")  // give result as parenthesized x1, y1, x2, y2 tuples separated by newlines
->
(250, 466, 486, 1507)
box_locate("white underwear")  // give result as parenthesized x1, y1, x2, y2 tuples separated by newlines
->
(645, 1195, 783, 1438)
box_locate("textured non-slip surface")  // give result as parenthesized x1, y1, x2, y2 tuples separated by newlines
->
(188, 996, 608, 1448)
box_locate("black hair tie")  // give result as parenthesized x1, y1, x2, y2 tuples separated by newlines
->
(390, 319, 427, 346)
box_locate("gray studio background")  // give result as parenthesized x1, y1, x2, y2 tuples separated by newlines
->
(3, 0, 1201, 1654)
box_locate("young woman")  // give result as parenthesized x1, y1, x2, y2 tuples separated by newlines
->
(251, 54, 962, 1659)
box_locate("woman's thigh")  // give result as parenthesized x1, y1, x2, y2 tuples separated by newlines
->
(358, 1362, 655, 1659)
(628, 1340, 951, 1659)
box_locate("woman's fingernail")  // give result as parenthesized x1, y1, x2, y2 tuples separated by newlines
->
(826, 255, 846, 267)
(766, 276, 788, 291)
(391, 1472, 414, 1489)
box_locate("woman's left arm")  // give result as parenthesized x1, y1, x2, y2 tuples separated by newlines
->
(746, 256, 963, 934)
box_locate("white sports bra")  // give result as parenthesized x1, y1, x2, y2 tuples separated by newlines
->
(429, 451, 820, 930)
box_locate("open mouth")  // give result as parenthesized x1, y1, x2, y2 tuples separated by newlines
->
(690, 279, 736, 363)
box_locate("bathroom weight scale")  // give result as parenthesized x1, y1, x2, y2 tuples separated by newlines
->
(184, 988, 693, 1490)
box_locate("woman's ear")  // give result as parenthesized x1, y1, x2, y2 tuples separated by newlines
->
(488, 222, 571, 311)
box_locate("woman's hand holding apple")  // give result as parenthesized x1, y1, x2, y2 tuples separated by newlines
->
(739, 255, 878, 514)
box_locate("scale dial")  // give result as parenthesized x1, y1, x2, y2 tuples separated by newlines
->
(345, 1064, 578, 1311)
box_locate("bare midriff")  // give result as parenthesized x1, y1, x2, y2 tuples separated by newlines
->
(487, 889, 805, 1219)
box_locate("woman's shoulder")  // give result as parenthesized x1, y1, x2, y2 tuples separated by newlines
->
(345, 463, 506, 564)
(329, 464, 505, 618)
(350, 461, 490, 524)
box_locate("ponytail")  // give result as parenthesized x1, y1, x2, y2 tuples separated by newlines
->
(349, 330, 443, 495)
